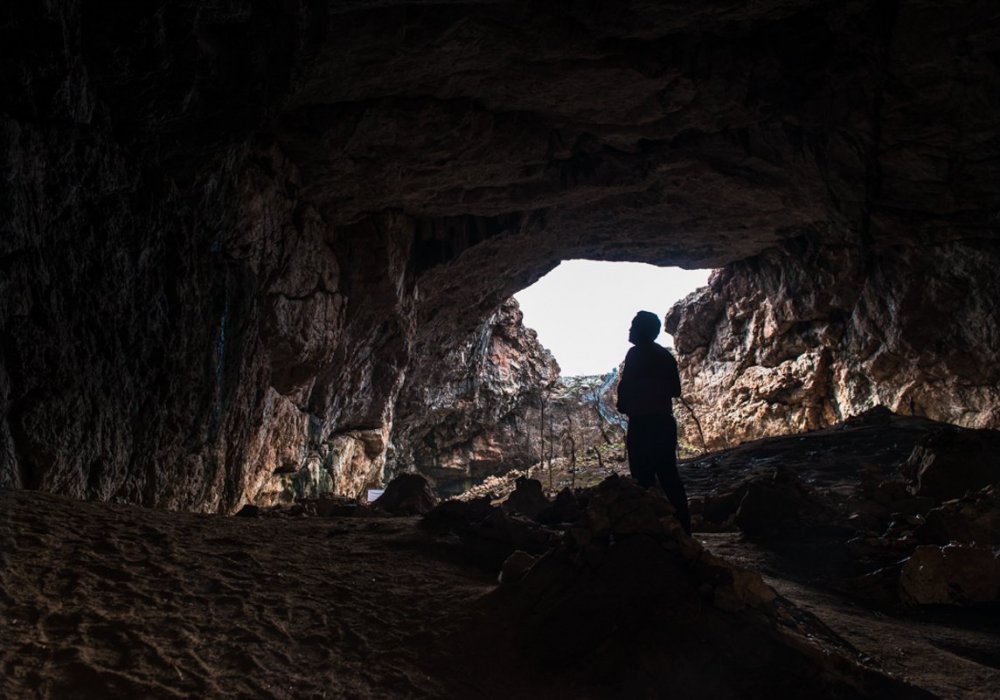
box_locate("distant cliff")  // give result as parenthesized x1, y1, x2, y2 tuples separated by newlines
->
(389, 299, 624, 494)
(387, 299, 557, 492)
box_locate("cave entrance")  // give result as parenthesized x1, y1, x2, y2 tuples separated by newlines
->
(514, 260, 712, 377)
(416, 260, 713, 500)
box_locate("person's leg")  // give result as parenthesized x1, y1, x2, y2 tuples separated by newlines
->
(655, 417, 691, 535)
(625, 418, 657, 488)
(656, 463, 691, 535)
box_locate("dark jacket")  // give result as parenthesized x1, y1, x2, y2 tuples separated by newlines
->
(616, 342, 681, 417)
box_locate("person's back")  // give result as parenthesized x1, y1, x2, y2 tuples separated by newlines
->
(616, 342, 680, 418)
(616, 310, 691, 535)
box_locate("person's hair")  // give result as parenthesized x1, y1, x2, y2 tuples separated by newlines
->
(632, 310, 660, 341)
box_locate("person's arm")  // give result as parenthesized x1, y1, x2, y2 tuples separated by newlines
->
(666, 350, 681, 398)
(616, 348, 638, 415)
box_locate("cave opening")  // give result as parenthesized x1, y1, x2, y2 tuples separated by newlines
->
(398, 259, 716, 499)
(513, 260, 713, 377)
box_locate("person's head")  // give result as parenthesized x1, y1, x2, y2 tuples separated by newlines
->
(628, 311, 661, 344)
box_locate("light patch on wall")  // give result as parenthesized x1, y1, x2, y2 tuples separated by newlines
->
(514, 260, 712, 377)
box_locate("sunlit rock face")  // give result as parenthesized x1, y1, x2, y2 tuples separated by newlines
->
(388, 299, 558, 491)
(2, 1, 999, 510)
(666, 240, 1000, 450)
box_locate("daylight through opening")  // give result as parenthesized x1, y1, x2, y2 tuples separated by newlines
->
(514, 260, 713, 377)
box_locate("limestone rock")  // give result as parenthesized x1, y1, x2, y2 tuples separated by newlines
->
(536, 487, 584, 526)
(254, 427, 390, 507)
(692, 468, 843, 535)
(498, 550, 538, 586)
(390, 300, 624, 494)
(667, 242, 1000, 451)
(904, 428, 1000, 501)
(497, 475, 924, 698)
(372, 473, 438, 516)
(916, 486, 1000, 547)
(388, 298, 560, 490)
(422, 495, 558, 570)
(899, 545, 1000, 606)
(502, 477, 550, 520)
(734, 469, 842, 535)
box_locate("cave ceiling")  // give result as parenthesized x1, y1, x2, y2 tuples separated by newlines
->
(261, 0, 1000, 362)
(45, 0, 1000, 304)
(271, 1, 1000, 276)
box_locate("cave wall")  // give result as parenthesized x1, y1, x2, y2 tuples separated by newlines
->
(0, 111, 417, 510)
(0, 2, 419, 511)
(388, 298, 558, 490)
(667, 238, 1000, 450)
(3, 1, 999, 510)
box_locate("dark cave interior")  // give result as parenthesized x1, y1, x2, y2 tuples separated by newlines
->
(2, 1, 1000, 697)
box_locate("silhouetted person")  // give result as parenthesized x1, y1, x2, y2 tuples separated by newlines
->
(616, 310, 691, 535)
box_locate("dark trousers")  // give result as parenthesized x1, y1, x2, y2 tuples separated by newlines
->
(626, 413, 691, 535)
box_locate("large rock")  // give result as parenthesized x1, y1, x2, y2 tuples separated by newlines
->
(689, 467, 843, 535)
(372, 473, 438, 515)
(489, 476, 930, 698)
(389, 297, 625, 493)
(388, 298, 560, 489)
(666, 242, 1000, 451)
(916, 486, 1000, 547)
(502, 477, 550, 520)
(899, 545, 1000, 606)
(904, 428, 1000, 501)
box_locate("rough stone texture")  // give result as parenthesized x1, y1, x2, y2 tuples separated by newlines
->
(667, 240, 1000, 450)
(492, 475, 931, 699)
(501, 477, 549, 520)
(0, 5, 416, 510)
(916, 486, 1000, 548)
(388, 298, 559, 490)
(254, 427, 390, 507)
(899, 545, 1000, 606)
(371, 472, 438, 515)
(904, 427, 1000, 501)
(3, 2, 1000, 510)
(390, 311, 625, 494)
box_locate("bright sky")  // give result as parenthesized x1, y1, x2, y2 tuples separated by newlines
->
(514, 260, 712, 376)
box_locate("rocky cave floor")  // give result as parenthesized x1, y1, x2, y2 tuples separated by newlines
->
(2, 410, 999, 699)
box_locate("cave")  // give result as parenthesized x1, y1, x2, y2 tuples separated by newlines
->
(2, 2, 1000, 697)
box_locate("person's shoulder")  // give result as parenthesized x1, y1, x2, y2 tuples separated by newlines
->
(654, 343, 678, 362)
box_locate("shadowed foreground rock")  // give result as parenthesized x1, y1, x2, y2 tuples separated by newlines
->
(3, 413, 998, 698)
(679, 409, 1000, 616)
(899, 545, 1000, 606)
(372, 473, 438, 515)
(449, 476, 933, 699)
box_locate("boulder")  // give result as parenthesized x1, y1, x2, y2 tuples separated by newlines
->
(732, 468, 840, 535)
(502, 477, 549, 520)
(493, 475, 926, 699)
(915, 485, 1000, 547)
(372, 474, 438, 515)
(905, 428, 1000, 501)
(421, 495, 557, 570)
(899, 545, 1000, 606)
(536, 487, 584, 526)
(498, 550, 538, 586)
